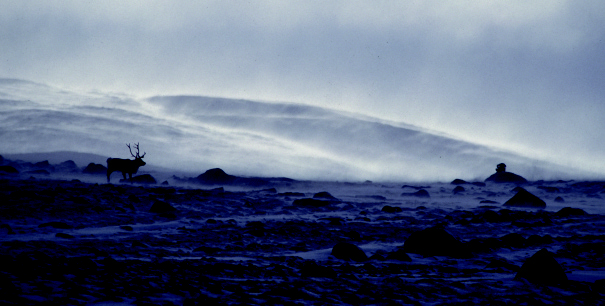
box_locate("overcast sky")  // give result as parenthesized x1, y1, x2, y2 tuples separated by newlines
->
(2, 1, 605, 174)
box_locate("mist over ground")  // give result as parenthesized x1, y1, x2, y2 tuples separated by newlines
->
(0, 79, 598, 182)
(2, 1, 605, 178)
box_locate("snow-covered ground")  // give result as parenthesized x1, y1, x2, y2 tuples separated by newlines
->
(1, 156, 604, 305)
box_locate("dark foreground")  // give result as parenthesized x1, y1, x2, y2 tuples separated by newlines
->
(1, 177, 605, 305)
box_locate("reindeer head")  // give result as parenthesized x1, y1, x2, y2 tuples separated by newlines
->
(127, 143, 146, 166)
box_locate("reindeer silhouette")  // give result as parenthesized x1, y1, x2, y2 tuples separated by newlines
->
(107, 143, 146, 183)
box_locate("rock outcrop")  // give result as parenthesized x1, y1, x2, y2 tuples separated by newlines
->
(503, 188, 546, 208)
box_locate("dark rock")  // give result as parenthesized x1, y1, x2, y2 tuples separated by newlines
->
(120, 225, 134, 231)
(485, 164, 527, 184)
(57, 160, 79, 172)
(555, 207, 587, 217)
(500, 233, 526, 248)
(381, 205, 403, 213)
(386, 249, 412, 262)
(55, 233, 74, 239)
(0, 224, 15, 235)
(474, 210, 501, 223)
(25, 169, 50, 175)
(195, 168, 236, 185)
(161, 180, 169, 185)
(515, 248, 568, 285)
(38, 221, 73, 229)
(83, 163, 107, 174)
(537, 186, 560, 193)
(451, 179, 467, 185)
(149, 200, 177, 213)
(292, 198, 330, 208)
(279, 192, 305, 197)
(121, 174, 156, 184)
(485, 258, 520, 272)
(402, 227, 468, 258)
(402, 189, 430, 198)
(0, 165, 19, 174)
(485, 172, 528, 184)
(301, 261, 337, 278)
(503, 188, 546, 208)
(452, 186, 465, 194)
(313, 191, 338, 200)
(554, 196, 565, 203)
(331, 242, 368, 262)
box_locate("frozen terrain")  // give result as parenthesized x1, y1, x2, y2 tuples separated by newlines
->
(0, 78, 595, 182)
(1, 156, 605, 305)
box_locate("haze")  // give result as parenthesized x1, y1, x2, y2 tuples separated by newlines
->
(1, 1, 604, 178)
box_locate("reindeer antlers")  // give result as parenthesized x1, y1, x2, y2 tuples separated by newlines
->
(127, 143, 146, 159)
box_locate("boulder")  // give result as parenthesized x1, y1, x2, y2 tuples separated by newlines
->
(402, 189, 430, 198)
(150, 200, 177, 213)
(83, 163, 107, 175)
(485, 163, 527, 184)
(554, 196, 565, 203)
(503, 188, 546, 208)
(300, 261, 337, 278)
(292, 198, 330, 208)
(555, 207, 587, 217)
(485, 172, 528, 184)
(195, 168, 236, 185)
(452, 186, 465, 194)
(402, 227, 468, 258)
(331, 242, 368, 262)
(386, 249, 412, 262)
(313, 191, 338, 200)
(57, 160, 79, 172)
(451, 179, 468, 185)
(515, 248, 568, 285)
(381, 205, 403, 213)
(121, 174, 157, 184)
(0, 165, 19, 175)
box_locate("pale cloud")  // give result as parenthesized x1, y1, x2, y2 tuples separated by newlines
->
(1, 1, 604, 175)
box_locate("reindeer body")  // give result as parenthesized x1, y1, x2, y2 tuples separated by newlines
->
(107, 143, 146, 183)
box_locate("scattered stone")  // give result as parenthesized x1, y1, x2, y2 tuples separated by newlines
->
(485, 258, 520, 272)
(56, 160, 79, 172)
(452, 186, 465, 194)
(402, 189, 430, 198)
(500, 233, 526, 248)
(381, 205, 403, 213)
(301, 261, 337, 278)
(0, 165, 19, 175)
(503, 188, 546, 208)
(313, 191, 338, 200)
(331, 242, 368, 262)
(555, 207, 587, 217)
(515, 248, 568, 285)
(38, 221, 73, 229)
(386, 249, 412, 262)
(537, 186, 560, 193)
(402, 227, 468, 258)
(195, 168, 236, 185)
(149, 200, 177, 213)
(0, 224, 15, 235)
(82, 163, 107, 175)
(121, 174, 157, 184)
(55, 233, 74, 239)
(292, 198, 330, 208)
(485, 163, 528, 184)
(451, 179, 467, 185)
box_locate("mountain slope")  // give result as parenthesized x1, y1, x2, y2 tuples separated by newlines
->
(0, 79, 589, 181)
